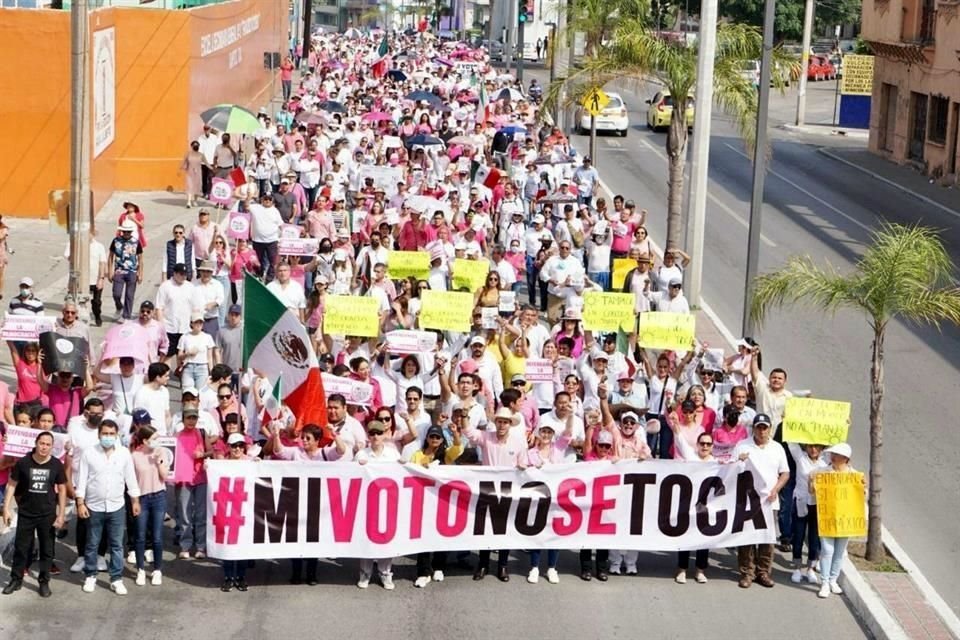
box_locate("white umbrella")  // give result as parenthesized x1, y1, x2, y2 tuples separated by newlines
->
(344, 28, 363, 39)
(493, 87, 525, 102)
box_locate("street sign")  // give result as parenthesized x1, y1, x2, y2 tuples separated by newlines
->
(582, 88, 610, 117)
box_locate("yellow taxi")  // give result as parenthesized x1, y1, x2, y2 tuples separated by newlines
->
(645, 90, 695, 131)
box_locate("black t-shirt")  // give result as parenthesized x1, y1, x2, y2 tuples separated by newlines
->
(12, 454, 66, 517)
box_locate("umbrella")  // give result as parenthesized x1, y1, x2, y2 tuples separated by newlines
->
(344, 27, 363, 39)
(446, 135, 477, 145)
(433, 57, 454, 68)
(540, 191, 579, 204)
(404, 134, 444, 148)
(199, 104, 261, 134)
(318, 100, 347, 114)
(499, 124, 526, 134)
(406, 90, 442, 105)
(362, 112, 393, 123)
(295, 111, 328, 125)
(492, 87, 525, 102)
(387, 69, 408, 82)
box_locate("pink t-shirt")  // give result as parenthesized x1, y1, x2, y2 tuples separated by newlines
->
(174, 428, 207, 485)
(48, 386, 84, 429)
(712, 424, 749, 462)
(526, 435, 571, 466)
(465, 430, 526, 467)
(14, 360, 43, 404)
(132, 449, 166, 495)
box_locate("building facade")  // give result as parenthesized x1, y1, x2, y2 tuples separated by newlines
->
(862, 0, 960, 182)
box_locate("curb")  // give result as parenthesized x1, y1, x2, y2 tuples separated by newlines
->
(840, 559, 910, 640)
(780, 123, 869, 139)
(817, 147, 960, 221)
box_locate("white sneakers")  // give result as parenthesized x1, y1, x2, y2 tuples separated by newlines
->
(675, 571, 687, 584)
(695, 571, 708, 584)
(528, 567, 560, 584)
(110, 580, 127, 595)
(830, 580, 844, 594)
(357, 571, 370, 589)
(432, 570, 444, 582)
(546, 568, 560, 584)
(127, 551, 137, 565)
(818, 582, 831, 598)
(527, 567, 540, 584)
(70, 558, 86, 573)
(625, 565, 638, 576)
(381, 573, 395, 591)
(791, 569, 804, 583)
(82, 576, 97, 593)
(151, 571, 163, 586)
(136, 569, 147, 586)
(414, 576, 431, 588)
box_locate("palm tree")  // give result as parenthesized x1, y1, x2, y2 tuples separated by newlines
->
(750, 223, 960, 561)
(548, 20, 793, 251)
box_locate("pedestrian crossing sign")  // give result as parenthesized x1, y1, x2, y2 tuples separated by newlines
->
(582, 88, 610, 116)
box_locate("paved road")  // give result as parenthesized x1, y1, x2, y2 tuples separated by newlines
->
(531, 67, 960, 614)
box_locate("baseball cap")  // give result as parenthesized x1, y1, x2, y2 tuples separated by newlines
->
(366, 420, 387, 434)
(753, 413, 772, 428)
(182, 408, 200, 419)
(532, 214, 545, 224)
(173, 263, 189, 274)
(227, 433, 246, 446)
(228, 304, 242, 315)
(510, 373, 526, 384)
(132, 409, 152, 424)
(181, 387, 200, 398)
(597, 431, 615, 445)
(425, 425, 445, 440)
(469, 336, 487, 346)
(824, 442, 852, 459)
(140, 300, 155, 311)
(620, 411, 640, 423)
(668, 277, 682, 287)
(190, 311, 204, 323)
(19, 276, 34, 287)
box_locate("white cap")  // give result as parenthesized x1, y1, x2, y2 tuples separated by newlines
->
(824, 442, 852, 459)
(532, 214, 545, 224)
(227, 433, 246, 446)
(333, 248, 348, 261)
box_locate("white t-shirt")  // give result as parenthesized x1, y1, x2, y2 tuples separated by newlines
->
(249, 204, 284, 243)
(89, 240, 107, 287)
(109, 373, 143, 416)
(266, 280, 307, 311)
(155, 280, 198, 334)
(132, 384, 171, 434)
(179, 331, 215, 364)
(733, 439, 789, 510)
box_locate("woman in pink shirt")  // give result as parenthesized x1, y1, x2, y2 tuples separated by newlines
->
(524, 419, 573, 584)
(348, 355, 383, 423)
(668, 399, 709, 459)
(131, 425, 168, 586)
(229, 238, 260, 303)
(712, 405, 749, 463)
(8, 342, 44, 413)
(581, 425, 616, 581)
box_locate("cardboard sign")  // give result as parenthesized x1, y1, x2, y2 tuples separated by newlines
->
(581, 292, 635, 332)
(154, 436, 177, 478)
(321, 373, 373, 406)
(324, 295, 381, 338)
(278, 238, 320, 256)
(226, 210, 250, 240)
(3, 426, 68, 459)
(814, 471, 866, 537)
(637, 311, 696, 352)
(498, 291, 516, 314)
(39, 332, 88, 377)
(1, 315, 55, 341)
(210, 178, 234, 206)
(524, 358, 554, 382)
(385, 330, 437, 353)
(360, 165, 404, 196)
(419, 290, 473, 332)
(451, 259, 489, 292)
(388, 251, 431, 279)
(783, 397, 851, 445)
(480, 307, 499, 329)
(612, 258, 634, 290)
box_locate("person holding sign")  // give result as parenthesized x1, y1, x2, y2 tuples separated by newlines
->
(810, 443, 865, 599)
(787, 442, 828, 586)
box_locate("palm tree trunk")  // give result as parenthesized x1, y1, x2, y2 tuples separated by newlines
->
(866, 324, 885, 561)
(665, 110, 688, 251)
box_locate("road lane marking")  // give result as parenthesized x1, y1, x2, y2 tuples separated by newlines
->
(636, 138, 777, 247)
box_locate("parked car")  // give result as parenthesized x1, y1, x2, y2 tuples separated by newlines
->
(806, 55, 837, 81)
(575, 91, 630, 137)
(738, 60, 761, 88)
(645, 90, 694, 131)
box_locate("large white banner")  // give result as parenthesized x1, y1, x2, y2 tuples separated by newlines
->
(205, 459, 776, 559)
(93, 27, 116, 158)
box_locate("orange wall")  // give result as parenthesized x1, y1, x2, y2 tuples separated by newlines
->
(0, 0, 284, 219)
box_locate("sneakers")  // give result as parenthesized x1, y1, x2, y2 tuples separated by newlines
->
(151, 570, 163, 586)
(357, 571, 370, 589)
(818, 582, 831, 598)
(2, 578, 22, 595)
(220, 579, 233, 592)
(234, 578, 248, 592)
(136, 569, 147, 586)
(695, 571, 708, 584)
(381, 573, 395, 591)
(675, 571, 687, 584)
(791, 568, 804, 583)
(110, 580, 128, 595)
(806, 569, 821, 585)
(414, 576, 430, 588)
(145, 550, 154, 564)
(830, 580, 843, 594)
(432, 570, 444, 582)
(97, 556, 108, 572)
(127, 551, 137, 564)
(178, 551, 191, 560)
(625, 565, 638, 576)
(70, 558, 85, 573)
(608, 567, 621, 575)
(194, 551, 206, 560)
(546, 568, 560, 584)
(82, 576, 97, 593)
(527, 567, 540, 584)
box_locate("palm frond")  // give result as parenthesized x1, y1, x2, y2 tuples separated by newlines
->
(750, 256, 866, 328)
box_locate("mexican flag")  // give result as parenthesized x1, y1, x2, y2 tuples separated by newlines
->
(242, 273, 327, 432)
(371, 34, 390, 79)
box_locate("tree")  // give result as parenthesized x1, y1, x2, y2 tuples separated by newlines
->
(750, 223, 960, 561)
(718, 0, 805, 41)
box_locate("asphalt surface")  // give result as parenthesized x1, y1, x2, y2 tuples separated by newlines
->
(529, 66, 960, 615)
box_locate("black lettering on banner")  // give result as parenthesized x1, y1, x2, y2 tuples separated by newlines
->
(514, 481, 550, 536)
(622, 473, 656, 534)
(696, 476, 727, 535)
(306, 477, 323, 542)
(253, 477, 300, 544)
(473, 481, 513, 535)
(658, 474, 692, 537)
(732, 470, 767, 533)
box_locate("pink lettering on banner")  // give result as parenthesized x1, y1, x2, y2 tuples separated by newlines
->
(366, 478, 399, 544)
(553, 478, 586, 535)
(227, 210, 250, 240)
(588, 474, 619, 534)
(209, 178, 234, 206)
(3, 426, 68, 459)
(436, 480, 471, 537)
(328, 477, 362, 542)
(404, 476, 435, 539)
(524, 358, 554, 382)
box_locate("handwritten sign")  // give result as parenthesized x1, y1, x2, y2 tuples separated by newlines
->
(581, 292, 635, 331)
(226, 210, 250, 240)
(385, 330, 437, 353)
(499, 291, 516, 314)
(840, 55, 874, 96)
(323, 295, 381, 337)
(480, 307, 499, 329)
(278, 238, 319, 256)
(209, 178, 234, 206)
(783, 397, 851, 445)
(637, 311, 696, 351)
(524, 358, 554, 382)
(612, 258, 634, 290)
(1, 315, 55, 341)
(360, 165, 404, 196)
(388, 251, 431, 279)
(452, 259, 489, 292)
(3, 426, 68, 459)
(321, 373, 373, 406)
(419, 290, 473, 331)
(154, 436, 177, 477)
(814, 471, 866, 537)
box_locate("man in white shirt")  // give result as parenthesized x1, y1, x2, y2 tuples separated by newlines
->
(733, 413, 789, 589)
(266, 262, 306, 322)
(458, 336, 504, 401)
(540, 241, 586, 323)
(750, 350, 792, 432)
(648, 276, 690, 314)
(248, 193, 285, 282)
(75, 418, 141, 595)
(326, 394, 364, 456)
(194, 261, 225, 339)
(155, 263, 199, 370)
(196, 125, 219, 197)
(489, 245, 517, 290)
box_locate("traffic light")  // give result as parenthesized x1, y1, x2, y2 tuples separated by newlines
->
(518, 0, 534, 23)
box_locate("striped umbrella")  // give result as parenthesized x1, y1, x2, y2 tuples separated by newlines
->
(199, 104, 261, 134)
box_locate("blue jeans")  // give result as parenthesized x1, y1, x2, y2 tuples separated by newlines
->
(177, 483, 207, 552)
(819, 536, 849, 583)
(529, 549, 559, 569)
(136, 490, 166, 571)
(85, 507, 126, 581)
(223, 559, 247, 580)
(525, 256, 538, 306)
(792, 503, 820, 565)
(181, 362, 209, 391)
(778, 474, 796, 542)
(588, 271, 611, 291)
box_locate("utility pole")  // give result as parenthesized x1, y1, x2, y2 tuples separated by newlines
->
(68, 0, 91, 306)
(505, 0, 514, 73)
(742, 0, 775, 337)
(683, 0, 718, 309)
(517, 21, 525, 82)
(795, 0, 815, 126)
(303, 0, 313, 51)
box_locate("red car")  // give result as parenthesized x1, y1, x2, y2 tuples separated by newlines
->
(806, 55, 837, 81)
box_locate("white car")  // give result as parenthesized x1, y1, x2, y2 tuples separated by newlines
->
(576, 91, 629, 137)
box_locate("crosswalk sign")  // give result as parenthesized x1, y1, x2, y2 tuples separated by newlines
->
(582, 88, 610, 116)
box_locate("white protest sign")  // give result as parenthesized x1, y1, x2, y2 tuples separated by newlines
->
(498, 291, 516, 314)
(209, 178, 234, 206)
(278, 238, 320, 256)
(524, 358, 554, 382)
(386, 330, 436, 353)
(321, 373, 373, 406)
(1, 315, 55, 341)
(481, 307, 499, 329)
(382, 135, 403, 149)
(3, 426, 68, 459)
(280, 224, 302, 240)
(360, 165, 404, 197)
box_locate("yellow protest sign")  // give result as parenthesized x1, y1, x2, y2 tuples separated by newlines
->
(419, 290, 474, 331)
(814, 471, 866, 537)
(637, 311, 696, 351)
(451, 259, 490, 292)
(783, 397, 851, 444)
(582, 88, 610, 117)
(581, 291, 635, 331)
(612, 258, 633, 290)
(840, 55, 874, 96)
(388, 251, 430, 280)
(323, 295, 380, 337)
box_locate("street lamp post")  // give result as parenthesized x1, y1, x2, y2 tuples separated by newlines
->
(795, 0, 815, 126)
(68, 0, 91, 305)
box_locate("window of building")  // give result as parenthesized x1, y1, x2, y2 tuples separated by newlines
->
(929, 95, 949, 145)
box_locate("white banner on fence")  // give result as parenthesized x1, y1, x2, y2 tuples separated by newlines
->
(4, 426, 68, 459)
(320, 373, 373, 406)
(204, 459, 775, 559)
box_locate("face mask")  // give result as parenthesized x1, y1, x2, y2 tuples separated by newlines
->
(100, 436, 116, 449)
(87, 414, 103, 427)
(120, 432, 132, 448)
(20, 287, 32, 297)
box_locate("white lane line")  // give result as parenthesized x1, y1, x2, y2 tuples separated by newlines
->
(723, 142, 874, 233)
(605, 139, 622, 148)
(637, 138, 777, 247)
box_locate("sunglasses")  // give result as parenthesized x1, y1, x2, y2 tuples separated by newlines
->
(230, 443, 246, 449)
(218, 395, 232, 400)
(377, 416, 392, 422)
(427, 434, 443, 440)
(670, 284, 683, 289)
(597, 443, 613, 449)
(367, 431, 384, 437)
(174, 231, 184, 235)
(699, 441, 714, 447)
